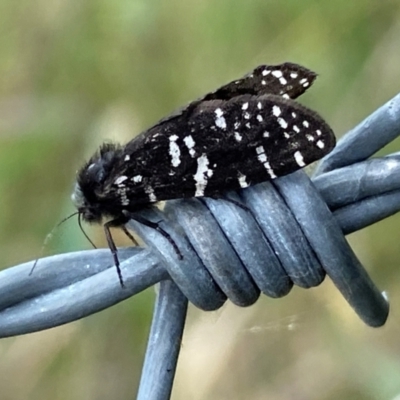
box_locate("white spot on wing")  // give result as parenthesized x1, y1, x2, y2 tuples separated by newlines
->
(257, 115, 263, 122)
(234, 131, 242, 142)
(256, 145, 267, 162)
(306, 134, 315, 142)
(264, 160, 276, 178)
(256, 146, 276, 178)
(169, 134, 181, 167)
(277, 117, 288, 129)
(193, 154, 213, 197)
(272, 105, 281, 117)
(279, 77, 288, 85)
(293, 125, 300, 133)
(183, 135, 195, 148)
(262, 69, 271, 76)
(132, 175, 143, 183)
(303, 120, 310, 128)
(242, 102, 249, 110)
(316, 140, 325, 149)
(271, 70, 283, 78)
(290, 72, 298, 79)
(215, 108, 227, 130)
(255, 146, 264, 154)
(294, 151, 306, 167)
(257, 102, 262, 109)
(184, 135, 196, 157)
(124, 155, 130, 161)
(238, 172, 249, 188)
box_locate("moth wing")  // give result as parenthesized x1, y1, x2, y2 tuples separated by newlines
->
(185, 94, 335, 193)
(203, 62, 317, 101)
(120, 94, 334, 203)
(153, 63, 317, 127)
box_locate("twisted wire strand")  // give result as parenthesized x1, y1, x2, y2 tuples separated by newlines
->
(0, 93, 399, 399)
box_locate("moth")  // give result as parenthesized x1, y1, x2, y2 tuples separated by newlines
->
(72, 62, 336, 285)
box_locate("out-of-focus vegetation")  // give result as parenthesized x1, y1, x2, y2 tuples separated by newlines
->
(1, 1, 400, 399)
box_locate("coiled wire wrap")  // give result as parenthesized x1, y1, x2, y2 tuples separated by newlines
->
(0, 93, 400, 400)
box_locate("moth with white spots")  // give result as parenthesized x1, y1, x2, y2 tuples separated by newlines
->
(72, 62, 336, 285)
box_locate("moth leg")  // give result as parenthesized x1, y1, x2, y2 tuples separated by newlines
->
(103, 220, 125, 288)
(127, 214, 184, 260)
(121, 225, 139, 247)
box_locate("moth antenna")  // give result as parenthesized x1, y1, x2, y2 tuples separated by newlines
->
(78, 213, 97, 249)
(29, 211, 93, 276)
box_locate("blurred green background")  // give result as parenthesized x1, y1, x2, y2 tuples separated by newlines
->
(1, 0, 400, 399)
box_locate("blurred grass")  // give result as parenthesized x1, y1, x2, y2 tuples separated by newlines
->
(1, 1, 400, 399)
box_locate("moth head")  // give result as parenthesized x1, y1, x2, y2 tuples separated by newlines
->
(72, 143, 122, 223)
(71, 181, 103, 224)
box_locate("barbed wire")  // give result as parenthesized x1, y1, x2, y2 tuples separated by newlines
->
(0, 93, 399, 400)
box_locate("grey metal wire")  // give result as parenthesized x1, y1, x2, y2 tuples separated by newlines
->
(137, 281, 187, 400)
(0, 93, 399, 399)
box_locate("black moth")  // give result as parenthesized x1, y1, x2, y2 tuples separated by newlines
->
(72, 62, 336, 286)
